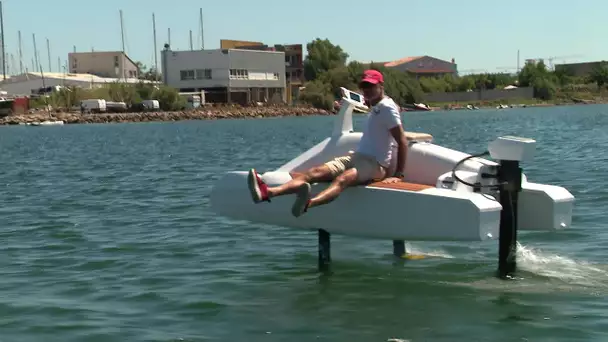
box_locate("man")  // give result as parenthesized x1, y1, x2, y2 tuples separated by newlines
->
(247, 69, 408, 217)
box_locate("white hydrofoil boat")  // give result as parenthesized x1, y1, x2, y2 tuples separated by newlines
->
(210, 87, 575, 275)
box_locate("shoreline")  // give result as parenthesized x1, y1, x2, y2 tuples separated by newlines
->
(2, 100, 606, 126)
(0, 106, 333, 125)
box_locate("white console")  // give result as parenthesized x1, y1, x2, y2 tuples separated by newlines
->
(340, 87, 369, 111)
(488, 136, 536, 162)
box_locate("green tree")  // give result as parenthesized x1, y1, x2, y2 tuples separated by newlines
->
(589, 61, 608, 89)
(303, 38, 348, 81)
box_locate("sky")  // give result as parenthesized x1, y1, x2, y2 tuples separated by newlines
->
(1, 0, 605, 75)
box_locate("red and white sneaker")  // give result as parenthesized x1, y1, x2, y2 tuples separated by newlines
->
(247, 169, 270, 203)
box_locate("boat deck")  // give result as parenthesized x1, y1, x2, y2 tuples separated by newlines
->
(367, 181, 433, 192)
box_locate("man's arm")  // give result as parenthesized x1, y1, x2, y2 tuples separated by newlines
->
(390, 125, 408, 177)
(379, 102, 408, 180)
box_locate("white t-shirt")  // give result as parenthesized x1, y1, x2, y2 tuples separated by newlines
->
(355, 96, 402, 168)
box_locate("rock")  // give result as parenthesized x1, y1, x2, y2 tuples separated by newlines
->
(0, 105, 331, 126)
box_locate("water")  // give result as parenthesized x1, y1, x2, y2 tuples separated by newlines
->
(1, 105, 608, 341)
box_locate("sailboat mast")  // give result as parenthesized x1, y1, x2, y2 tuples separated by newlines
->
(120, 10, 125, 52)
(152, 13, 158, 74)
(32, 33, 39, 72)
(119, 9, 126, 80)
(46, 38, 51, 72)
(18, 30, 23, 74)
(0, 1, 6, 80)
(199, 8, 204, 49)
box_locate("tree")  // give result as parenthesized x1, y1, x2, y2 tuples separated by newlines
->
(589, 61, 608, 89)
(298, 38, 424, 109)
(303, 38, 349, 81)
(135, 61, 162, 81)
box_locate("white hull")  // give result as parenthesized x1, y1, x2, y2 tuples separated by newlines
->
(29, 120, 64, 126)
(210, 88, 574, 242)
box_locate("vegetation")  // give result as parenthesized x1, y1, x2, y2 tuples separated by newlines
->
(298, 38, 608, 109)
(31, 82, 186, 111)
(134, 61, 162, 82)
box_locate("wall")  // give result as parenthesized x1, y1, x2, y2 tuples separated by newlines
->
(69, 52, 139, 79)
(422, 87, 534, 103)
(227, 49, 286, 89)
(161, 49, 286, 93)
(161, 49, 231, 90)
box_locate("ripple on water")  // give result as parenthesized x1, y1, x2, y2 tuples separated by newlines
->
(1, 107, 608, 341)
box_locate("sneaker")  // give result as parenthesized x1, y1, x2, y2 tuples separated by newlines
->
(247, 168, 270, 203)
(292, 182, 311, 217)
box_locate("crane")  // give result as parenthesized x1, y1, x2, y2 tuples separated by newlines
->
(495, 67, 518, 74)
(458, 68, 487, 75)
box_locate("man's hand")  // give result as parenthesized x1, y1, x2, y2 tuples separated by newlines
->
(382, 176, 402, 184)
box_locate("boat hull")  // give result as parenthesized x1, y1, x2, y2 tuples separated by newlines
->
(210, 171, 502, 242)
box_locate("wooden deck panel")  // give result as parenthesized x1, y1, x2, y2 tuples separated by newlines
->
(367, 181, 434, 192)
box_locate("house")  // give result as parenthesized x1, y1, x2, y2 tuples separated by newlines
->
(384, 55, 458, 79)
(220, 39, 304, 104)
(160, 45, 286, 104)
(68, 51, 140, 79)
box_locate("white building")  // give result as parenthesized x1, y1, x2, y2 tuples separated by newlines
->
(161, 47, 286, 104)
(0, 72, 155, 96)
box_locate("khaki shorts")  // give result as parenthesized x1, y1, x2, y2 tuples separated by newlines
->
(324, 153, 387, 183)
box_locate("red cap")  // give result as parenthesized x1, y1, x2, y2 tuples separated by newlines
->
(360, 69, 384, 85)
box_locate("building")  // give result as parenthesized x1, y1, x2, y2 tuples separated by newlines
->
(161, 45, 286, 104)
(220, 39, 304, 104)
(0, 72, 151, 96)
(68, 51, 140, 79)
(554, 61, 606, 77)
(383, 55, 458, 79)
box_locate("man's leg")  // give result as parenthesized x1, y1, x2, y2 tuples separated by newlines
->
(268, 165, 335, 197)
(247, 159, 345, 203)
(308, 168, 360, 208)
(291, 155, 386, 216)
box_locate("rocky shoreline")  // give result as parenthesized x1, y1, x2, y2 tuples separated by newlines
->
(0, 106, 333, 125)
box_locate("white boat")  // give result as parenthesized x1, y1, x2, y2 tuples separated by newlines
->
(210, 87, 574, 273)
(30, 120, 64, 126)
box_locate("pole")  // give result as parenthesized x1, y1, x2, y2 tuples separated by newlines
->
(189, 30, 193, 50)
(497, 160, 522, 279)
(0, 1, 6, 80)
(152, 13, 158, 74)
(199, 8, 204, 49)
(46, 38, 51, 72)
(318, 229, 331, 271)
(119, 10, 125, 53)
(168, 28, 171, 47)
(32, 34, 39, 72)
(18, 31, 24, 74)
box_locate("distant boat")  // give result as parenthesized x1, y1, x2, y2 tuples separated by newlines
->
(29, 120, 64, 126)
(402, 103, 432, 112)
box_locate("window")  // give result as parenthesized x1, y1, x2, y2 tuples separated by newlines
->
(114, 56, 119, 68)
(273, 72, 279, 80)
(196, 69, 212, 79)
(72, 58, 77, 70)
(180, 70, 195, 80)
(229, 69, 249, 79)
